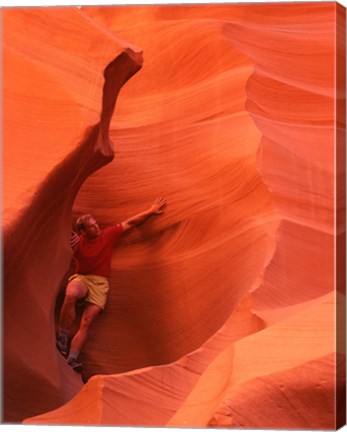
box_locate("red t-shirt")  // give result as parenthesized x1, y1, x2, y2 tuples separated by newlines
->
(73, 224, 123, 278)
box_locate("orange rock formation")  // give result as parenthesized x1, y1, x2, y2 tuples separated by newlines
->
(3, 2, 346, 428)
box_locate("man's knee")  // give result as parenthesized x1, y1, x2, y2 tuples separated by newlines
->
(65, 281, 86, 303)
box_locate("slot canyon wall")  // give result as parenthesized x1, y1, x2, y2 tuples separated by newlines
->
(2, 2, 346, 428)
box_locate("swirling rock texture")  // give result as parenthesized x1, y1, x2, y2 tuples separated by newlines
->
(3, 2, 345, 429)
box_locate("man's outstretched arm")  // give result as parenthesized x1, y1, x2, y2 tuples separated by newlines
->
(121, 197, 167, 232)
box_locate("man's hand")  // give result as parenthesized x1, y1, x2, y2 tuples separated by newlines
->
(70, 231, 80, 249)
(150, 196, 167, 215)
(121, 197, 167, 232)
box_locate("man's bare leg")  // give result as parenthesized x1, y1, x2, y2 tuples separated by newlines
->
(67, 303, 101, 372)
(57, 281, 87, 356)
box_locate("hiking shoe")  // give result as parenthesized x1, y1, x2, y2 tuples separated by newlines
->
(67, 358, 83, 373)
(56, 336, 69, 358)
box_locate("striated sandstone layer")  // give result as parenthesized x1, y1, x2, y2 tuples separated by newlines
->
(2, 2, 345, 428)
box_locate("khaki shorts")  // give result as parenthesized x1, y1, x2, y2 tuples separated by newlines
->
(68, 274, 110, 310)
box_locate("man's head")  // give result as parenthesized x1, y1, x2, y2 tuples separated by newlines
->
(76, 214, 101, 239)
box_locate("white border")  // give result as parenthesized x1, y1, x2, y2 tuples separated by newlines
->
(1, 1, 346, 432)
(0, 0, 346, 8)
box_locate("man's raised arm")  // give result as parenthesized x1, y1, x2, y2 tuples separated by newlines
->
(121, 197, 167, 232)
(70, 231, 80, 250)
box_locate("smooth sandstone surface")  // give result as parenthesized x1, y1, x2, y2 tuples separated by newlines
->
(3, 2, 345, 428)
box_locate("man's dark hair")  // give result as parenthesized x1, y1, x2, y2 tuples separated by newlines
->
(76, 214, 93, 232)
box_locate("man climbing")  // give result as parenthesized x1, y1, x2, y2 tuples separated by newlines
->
(56, 196, 166, 372)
